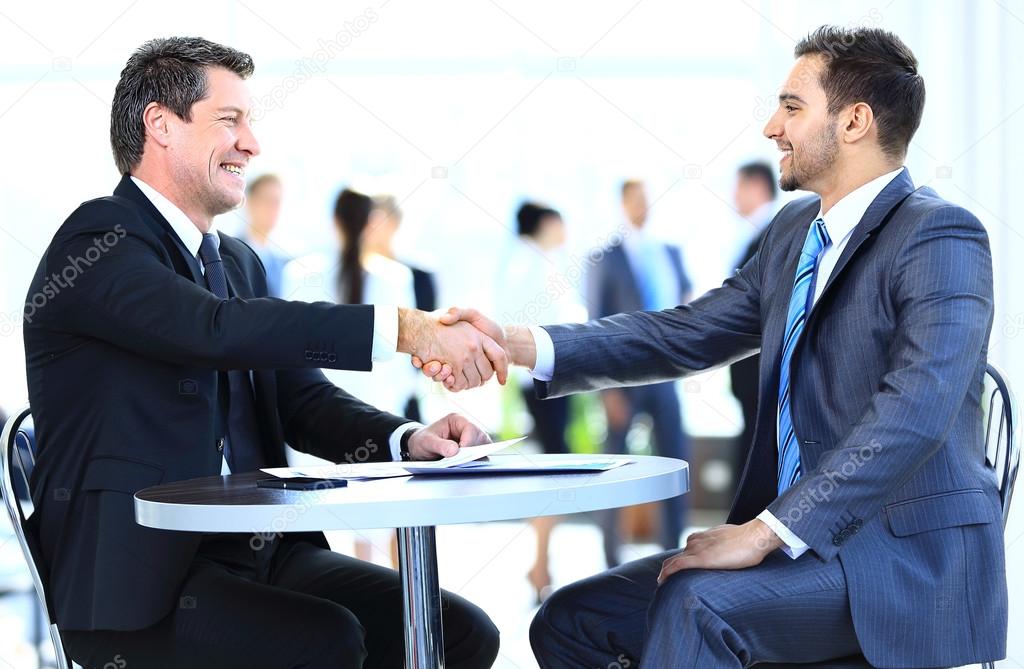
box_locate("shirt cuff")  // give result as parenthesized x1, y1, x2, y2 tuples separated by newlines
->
(372, 305, 398, 363)
(388, 422, 424, 461)
(756, 509, 810, 559)
(528, 325, 555, 382)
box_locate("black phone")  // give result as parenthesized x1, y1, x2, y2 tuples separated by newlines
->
(256, 477, 348, 491)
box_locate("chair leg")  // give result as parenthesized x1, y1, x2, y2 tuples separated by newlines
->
(980, 663, 994, 669)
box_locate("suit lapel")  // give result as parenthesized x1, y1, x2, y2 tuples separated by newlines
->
(807, 169, 916, 319)
(112, 175, 204, 285)
(221, 252, 252, 299)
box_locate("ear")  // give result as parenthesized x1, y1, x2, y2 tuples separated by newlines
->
(142, 102, 171, 149)
(841, 101, 875, 146)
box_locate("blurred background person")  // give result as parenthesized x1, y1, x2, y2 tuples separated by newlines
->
(240, 173, 287, 297)
(727, 161, 778, 494)
(282, 187, 420, 567)
(497, 202, 587, 603)
(366, 194, 438, 423)
(587, 179, 692, 568)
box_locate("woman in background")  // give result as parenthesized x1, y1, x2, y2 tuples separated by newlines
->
(281, 187, 419, 566)
(364, 195, 438, 423)
(497, 202, 586, 603)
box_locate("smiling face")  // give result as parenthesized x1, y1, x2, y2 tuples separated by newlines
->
(763, 55, 840, 194)
(163, 67, 260, 220)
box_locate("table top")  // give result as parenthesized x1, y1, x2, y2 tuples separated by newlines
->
(135, 454, 689, 532)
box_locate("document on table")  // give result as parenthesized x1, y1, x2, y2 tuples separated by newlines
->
(402, 454, 633, 475)
(259, 437, 528, 480)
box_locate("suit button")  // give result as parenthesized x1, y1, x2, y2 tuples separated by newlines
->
(327, 353, 337, 363)
(833, 535, 844, 546)
(852, 518, 863, 528)
(216, 437, 225, 453)
(304, 350, 313, 360)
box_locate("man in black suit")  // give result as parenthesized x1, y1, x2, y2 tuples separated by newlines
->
(23, 37, 502, 668)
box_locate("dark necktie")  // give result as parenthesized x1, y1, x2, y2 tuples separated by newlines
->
(197, 233, 266, 474)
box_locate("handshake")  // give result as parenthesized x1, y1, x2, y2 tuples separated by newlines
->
(397, 307, 536, 392)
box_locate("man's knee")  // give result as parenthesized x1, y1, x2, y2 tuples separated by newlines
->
(306, 601, 367, 668)
(530, 581, 584, 656)
(649, 570, 718, 630)
(443, 593, 500, 666)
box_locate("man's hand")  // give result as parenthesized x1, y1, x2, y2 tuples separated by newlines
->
(657, 519, 784, 584)
(398, 307, 508, 391)
(410, 307, 513, 391)
(406, 413, 492, 460)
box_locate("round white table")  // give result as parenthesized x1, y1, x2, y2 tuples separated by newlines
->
(135, 454, 689, 669)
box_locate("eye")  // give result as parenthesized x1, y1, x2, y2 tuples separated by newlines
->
(220, 116, 237, 124)
(784, 105, 797, 113)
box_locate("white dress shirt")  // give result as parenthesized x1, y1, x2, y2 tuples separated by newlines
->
(130, 177, 417, 468)
(529, 167, 906, 558)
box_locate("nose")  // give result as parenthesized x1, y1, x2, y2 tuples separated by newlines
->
(763, 107, 784, 141)
(238, 117, 261, 158)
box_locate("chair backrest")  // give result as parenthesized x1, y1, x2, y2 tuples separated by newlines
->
(1, 406, 70, 669)
(983, 364, 1020, 527)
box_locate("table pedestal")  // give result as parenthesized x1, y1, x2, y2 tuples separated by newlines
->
(397, 526, 445, 668)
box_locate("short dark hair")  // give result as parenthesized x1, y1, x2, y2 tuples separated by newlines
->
(516, 202, 561, 238)
(738, 161, 777, 199)
(794, 26, 925, 160)
(110, 37, 254, 175)
(621, 179, 644, 199)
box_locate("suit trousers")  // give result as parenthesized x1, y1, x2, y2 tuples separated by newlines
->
(64, 534, 499, 669)
(530, 549, 872, 669)
(599, 382, 688, 567)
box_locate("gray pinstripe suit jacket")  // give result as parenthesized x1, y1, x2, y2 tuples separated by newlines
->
(536, 169, 1006, 667)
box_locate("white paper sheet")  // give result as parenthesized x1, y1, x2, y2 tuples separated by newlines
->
(260, 437, 527, 480)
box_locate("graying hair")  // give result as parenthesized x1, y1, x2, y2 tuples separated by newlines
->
(110, 37, 254, 175)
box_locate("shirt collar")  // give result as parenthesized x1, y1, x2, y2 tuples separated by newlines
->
(817, 166, 905, 243)
(130, 176, 217, 259)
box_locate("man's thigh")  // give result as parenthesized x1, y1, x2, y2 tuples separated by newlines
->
(65, 558, 366, 669)
(648, 550, 862, 665)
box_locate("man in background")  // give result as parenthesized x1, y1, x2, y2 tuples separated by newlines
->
(728, 161, 778, 493)
(586, 179, 692, 567)
(240, 173, 287, 297)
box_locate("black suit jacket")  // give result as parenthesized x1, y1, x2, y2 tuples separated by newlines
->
(23, 175, 407, 632)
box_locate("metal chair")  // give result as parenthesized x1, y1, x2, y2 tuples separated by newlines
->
(1, 406, 71, 669)
(980, 362, 1020, 669)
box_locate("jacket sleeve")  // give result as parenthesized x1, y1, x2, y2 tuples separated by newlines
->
(29, 199, 375, 372)
(536, 231, 766, 399)
(274, 367, 407, 464)
(766, 205, 994, 561)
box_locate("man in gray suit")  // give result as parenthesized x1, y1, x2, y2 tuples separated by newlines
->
(588, 179, 692, 568)
(419, 25, 1005, 668)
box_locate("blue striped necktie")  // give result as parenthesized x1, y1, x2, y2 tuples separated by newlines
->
(777, 217, 831, 495)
